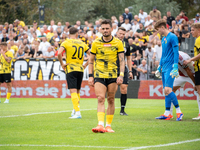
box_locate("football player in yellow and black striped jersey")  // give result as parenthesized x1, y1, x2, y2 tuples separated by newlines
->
(184, 23, 200, 119)
(0, 42, 13, 103)
(88, 19, 125, 133)
(58, 27, 90, 119)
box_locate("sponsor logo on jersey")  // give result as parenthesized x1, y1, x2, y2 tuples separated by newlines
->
(103, 44, 112, 47)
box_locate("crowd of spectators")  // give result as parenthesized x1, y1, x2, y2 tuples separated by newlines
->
(0, 7, 199, 80)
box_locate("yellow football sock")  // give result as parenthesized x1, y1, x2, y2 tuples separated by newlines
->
(6, 92, 11, 100)
(77, 93, 80, 103)
(106, 115, 114, 125)
(71, 93, 80, 112)
(97, 112, 105, 122)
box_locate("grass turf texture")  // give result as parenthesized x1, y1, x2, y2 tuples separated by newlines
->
(0, 98, 200, 150)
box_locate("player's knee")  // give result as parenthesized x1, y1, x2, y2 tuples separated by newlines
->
(164, 88, 172, 96)
(107, 97, 114, 105)
(120, 85, 127, 94)
(97, 95, 105, 104)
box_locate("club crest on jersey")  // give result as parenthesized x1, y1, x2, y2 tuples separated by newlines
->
(164, 38, 167, 44)
(103, 44, 112, 47)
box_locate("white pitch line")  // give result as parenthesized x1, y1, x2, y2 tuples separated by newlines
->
(124, 138, 200, 150)
(0, 107, 120, 118)
(0, 144, 127, 149)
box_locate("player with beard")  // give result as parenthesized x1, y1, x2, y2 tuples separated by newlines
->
(88, 19, 125, 133)
(116, 27, 133, 115)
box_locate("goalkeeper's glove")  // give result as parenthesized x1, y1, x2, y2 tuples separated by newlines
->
(155, 65, 162, 78)
(170, 63, 179, 78)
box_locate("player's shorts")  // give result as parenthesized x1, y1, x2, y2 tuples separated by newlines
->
(66, 71, 83, 89)
(162, 69, 175, 89)
(174, 76, 194, 87)
(94, 78, 117, 87)
(0, 73, 11, 83)
(195, 71, 200, 85)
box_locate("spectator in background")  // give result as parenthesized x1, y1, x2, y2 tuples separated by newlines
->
(152, 40, 162, 62)
(151, 60, 161, 80)
(76, 20, 82, 30)
(32, 44, 43, 58)
(8, 24, 15, 34)
(95, 20, 101, 28)
(137, 59, 148, 80)
(149, 30, 159, 47)
(163, 16, 169, 28)
(87, 25, 95, 37)
(65, 22, 72, 29)
(176, 15, 182, 24)
(122, 8, 133, 23)
(144, 15, 153, 27)
(180, 11, 188, 21)
(181, 24, 190, 42)
(121, 18, 132, 31)
(134, 15, 140, 22)
(38, 28, 46, 40)
(149, 6, 161, 21)
(24, 46, 34, 58)
(195, 14, 200, 23)
(139, 9, 147, 25)
(167, 11, 175, 26)
(39, 37, 51, 55)
(169, 20, 176, 33)
(111, 23, 118, 36)
(144, 44, 154, 65)
(118, 15, 124, 27)
(136, 23, 145, 34)
(43, 25, 50, 34)
(43, 46, 55, 59)
(46, 27, 54, 41)
(48, 20, 57, 31)
(15, 48, 25, 59)
(57, 22, 63, 31)
(131, 19, 139, 34)
(1, 32, 9, 42)
(111, 16, 118, 25)
(10, 39, 18, 54)
(146, 24, 154, 36)
(4, 22, 9, 33)
(33, 21, 40, 31)
(15, 19, 25, 28)
(57, 27, 62, 39)
(0, 25, 3, 34)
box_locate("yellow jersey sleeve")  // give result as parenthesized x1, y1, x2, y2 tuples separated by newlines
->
(117, 40, 124, 53)
(90, 41, 97, 55)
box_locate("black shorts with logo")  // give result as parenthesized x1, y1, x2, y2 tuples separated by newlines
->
(0, 73, 11, 83)
(94, 78, 117, 87)
(195, 71, 200, 85)
(66, 71, 83, 89)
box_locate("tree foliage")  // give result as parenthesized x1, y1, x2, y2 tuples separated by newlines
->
(130, 0, 180, 18)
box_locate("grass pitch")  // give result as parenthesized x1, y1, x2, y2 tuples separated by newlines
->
(0, 98, 200, 150)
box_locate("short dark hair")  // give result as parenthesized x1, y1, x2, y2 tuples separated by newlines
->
(154, 19, 167, 30)
(118, 27, 126, 32)
(69, 27, 78, 34)
(101, 19, 112, 27)
(0, 42, 7, 46)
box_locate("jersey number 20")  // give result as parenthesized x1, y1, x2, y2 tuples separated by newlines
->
(72, 45, 84, 60)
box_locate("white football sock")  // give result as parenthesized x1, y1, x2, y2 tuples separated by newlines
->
(176, 107, 181, 113)
(197, 94, 200, 114)
(98, 121, 104, 127)
(106, 123, 111, 127)
(75, 111, 80, 116)
(170, 102, 173, 115)
(164, 111, 170, 116)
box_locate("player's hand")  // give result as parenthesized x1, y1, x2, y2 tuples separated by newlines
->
(83, 64, 87, 69)
(183, 59, 191, 66)
(170, 63, 179, 78)
(155, 65, 162, 78)
(129, 72, 133, 79)
(117, 76, 123, 85)
(61, 63, 68, 71)
(88, 77, 94, 87)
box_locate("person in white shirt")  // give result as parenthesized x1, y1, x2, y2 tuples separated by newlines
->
(38, 37, 51, 55)
(121, 18, 132, 31)
(132, 19, 139, 34)
(139, 9, 148, 25)
(43, 46, 55, 58)
(48, 20, 57, 31)
(152, 40, 162, 62)
(170, 51, 200, 120)
(144, 15, 154, 27)
(145, 45, 154, 68)
(111, 23, 118, 36)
